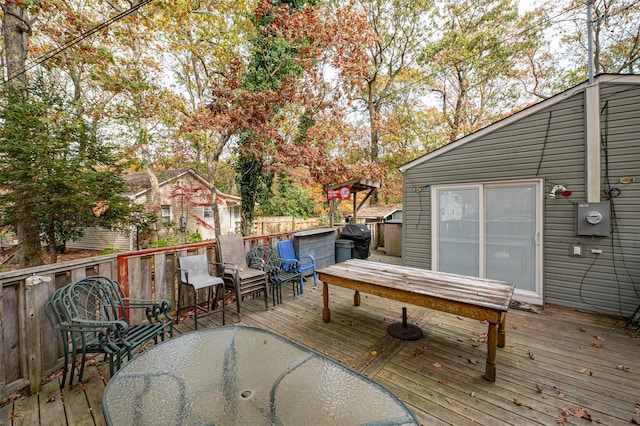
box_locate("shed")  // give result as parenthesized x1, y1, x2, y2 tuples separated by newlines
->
(399, 74, 640, 317)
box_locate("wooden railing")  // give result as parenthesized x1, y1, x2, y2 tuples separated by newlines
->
(0, 231, 300, 398)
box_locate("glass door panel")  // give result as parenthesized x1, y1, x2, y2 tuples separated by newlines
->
(485, 185, 537, 292)
(437, 188, 479, 276)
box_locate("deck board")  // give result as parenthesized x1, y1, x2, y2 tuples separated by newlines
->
(3, 257, 640, 425)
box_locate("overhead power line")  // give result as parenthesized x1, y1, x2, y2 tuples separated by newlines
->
(4, 0, 154, 85)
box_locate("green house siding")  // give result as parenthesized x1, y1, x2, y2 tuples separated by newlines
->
(402, 78, 640, 316)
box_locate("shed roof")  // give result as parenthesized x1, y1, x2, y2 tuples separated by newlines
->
(399, 74, 640, 172)
(357, 204, 402, 219)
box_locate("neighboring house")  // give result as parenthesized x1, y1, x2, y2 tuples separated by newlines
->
(67, 169, 241, 251)
(399, 74, 640, 317)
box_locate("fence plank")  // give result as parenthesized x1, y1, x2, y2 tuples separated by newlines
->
(154, 253, 167, 301)
(24, 278, 44, 395)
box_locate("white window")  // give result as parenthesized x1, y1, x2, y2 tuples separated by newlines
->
(161, 206, 172, 224)
(203, 205, 214, 219)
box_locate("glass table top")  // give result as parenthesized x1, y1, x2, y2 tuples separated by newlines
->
(103, 326, 419, 425)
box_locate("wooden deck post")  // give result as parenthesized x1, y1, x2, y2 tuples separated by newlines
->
(24, 276, 48, 395)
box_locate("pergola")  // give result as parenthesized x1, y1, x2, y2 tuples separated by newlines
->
(326, 178, 380, 226)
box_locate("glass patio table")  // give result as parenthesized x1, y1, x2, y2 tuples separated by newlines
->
(103, 326, 419, 425)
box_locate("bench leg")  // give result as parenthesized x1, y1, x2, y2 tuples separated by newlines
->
(483, 322, 498, 382)
(354, 290, 361, 306)
(498, 312, 507, 348)
(322, 282, 330, 322)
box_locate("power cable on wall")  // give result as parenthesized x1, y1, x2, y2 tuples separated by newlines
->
(578, 100, 640, 317)
(4, 0, 154, 85)
(535, 111, 552, 176)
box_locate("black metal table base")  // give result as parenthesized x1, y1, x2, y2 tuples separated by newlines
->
(388, 307, 423, 341)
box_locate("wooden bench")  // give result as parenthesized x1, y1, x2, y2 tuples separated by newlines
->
(45, 275, 173, 387)
(317, 259, 515, 382)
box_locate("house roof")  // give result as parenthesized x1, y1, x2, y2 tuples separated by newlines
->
(356, 204, 402, 219)
(124, 169, 240, 205)
(399, 74, 640, 172)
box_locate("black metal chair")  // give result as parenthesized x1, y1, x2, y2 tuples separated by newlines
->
(247, 244, 302, 305)
(45, 275, 173, 387)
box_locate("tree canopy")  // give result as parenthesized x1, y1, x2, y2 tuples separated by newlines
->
(1, 0, 639, 261)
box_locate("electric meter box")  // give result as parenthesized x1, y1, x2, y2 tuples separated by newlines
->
(576, 202, 610, 237)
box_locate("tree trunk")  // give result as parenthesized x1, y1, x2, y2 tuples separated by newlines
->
(3, 2, 44, 267)
(144, 163, 163, 237)
(47, 218, 58, 264)
(207, 153, 222, 237)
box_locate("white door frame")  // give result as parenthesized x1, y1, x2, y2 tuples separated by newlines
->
(431, 178, 544, 305)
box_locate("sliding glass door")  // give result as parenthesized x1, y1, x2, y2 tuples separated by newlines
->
(432, 180, 542, 304)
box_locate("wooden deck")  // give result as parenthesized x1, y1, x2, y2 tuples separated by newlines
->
(2, 257, 639, 425)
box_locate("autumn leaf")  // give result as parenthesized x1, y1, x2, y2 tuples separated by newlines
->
(556, 417, 569, 424)
(467, 359, 479, 365)
(370, 351, 378, 356)
(579, 327, 586, 332)
(263, 340, 267, 345)
(535, 384, 543, 394)
(513, 399, 533, 409)
(432, 362, 442, 368)
(512, 324, 519, 329)
(528, 351, 535, 360)
(616, 364, 629, 372)
(46, 394, 56, 403)
(439, 378, 448, 385)
(11, 412, 22, 420)
(414, 348, 424, 357)
(445, 397, 452, 405)
(570, 407, 592, 420)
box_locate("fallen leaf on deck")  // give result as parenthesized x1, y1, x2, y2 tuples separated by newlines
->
(46, 394, 56, 403)
(11, 412, 22, 420)
(414, 348, 424, 357)
(467, 359, 479, 365)
(470, 391, 476, 398)
(593, 335, 603, 340)
(556, 417, 569, 424)
(630, 417, 638, 424)
(370, 351, 378, 356)
(579, 327, 586, 332)
(512, 324, 519, 329)
(528, 351, 535, 360)
(570, 407, 592, 420)
(432, 362, 442, 368)
(591, 341, 604, 348)
(439, 378, 448, 385)
(557, 391, 565, 398)
(263, 340, 268, 345)
(535, 384, 543, 393)
(445, 397, 452, 405)
(513, 399, 533, 409)
(616, 364, 629, 372)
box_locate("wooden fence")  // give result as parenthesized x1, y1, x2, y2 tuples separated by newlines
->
(0, 231, 300, 398)
(252, 217, 319, 235)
